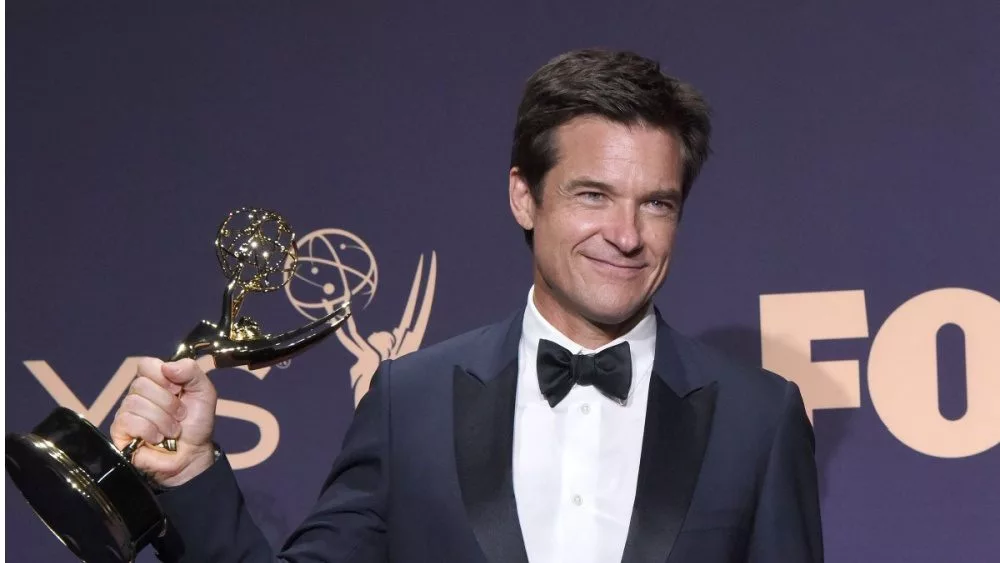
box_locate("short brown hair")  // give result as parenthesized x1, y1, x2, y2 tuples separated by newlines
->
(511, 48, 712, 242)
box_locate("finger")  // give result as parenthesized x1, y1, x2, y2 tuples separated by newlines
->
(137, 357, 182, 395)
(119, 393, 182, 440)
(130, 376, 186, 421)
(130, 441, 208, 477)
(111, 410, 166, 448)
(130, 446, 180, 476)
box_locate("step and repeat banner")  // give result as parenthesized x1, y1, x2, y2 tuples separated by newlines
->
(6, 2, 998, 561)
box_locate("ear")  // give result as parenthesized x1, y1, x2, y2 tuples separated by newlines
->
(509, 167, 536, 231)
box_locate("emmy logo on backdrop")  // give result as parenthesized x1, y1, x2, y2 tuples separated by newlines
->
(284, 228, 437, 405)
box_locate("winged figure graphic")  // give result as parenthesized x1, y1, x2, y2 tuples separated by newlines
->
(336, 252, 437, 405)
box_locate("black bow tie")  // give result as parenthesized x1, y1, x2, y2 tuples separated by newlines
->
(536, 339, 632, 407)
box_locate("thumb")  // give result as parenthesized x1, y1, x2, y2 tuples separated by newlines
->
(161, 358, 213, 396)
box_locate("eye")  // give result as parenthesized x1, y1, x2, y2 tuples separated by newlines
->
(579, 191, 605, 202)
(646, 199, 680, 215)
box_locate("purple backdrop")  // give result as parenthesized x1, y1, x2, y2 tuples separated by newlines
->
(7, 1, 999, 561)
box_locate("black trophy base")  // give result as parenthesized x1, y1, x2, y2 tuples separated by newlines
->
(5, 407, 166, 563)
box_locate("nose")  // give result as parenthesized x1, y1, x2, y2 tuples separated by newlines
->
(603, 203, 642, 255)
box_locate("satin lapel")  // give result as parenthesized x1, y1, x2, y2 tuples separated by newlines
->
(621, 318, 719, 563)
(453, 360, 529, 563)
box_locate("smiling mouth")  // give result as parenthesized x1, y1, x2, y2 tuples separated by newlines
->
(584, 256, 646, 271)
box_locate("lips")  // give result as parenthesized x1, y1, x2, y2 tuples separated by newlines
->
(584, 255, 646, 271)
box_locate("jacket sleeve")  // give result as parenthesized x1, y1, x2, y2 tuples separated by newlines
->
(152, 362, 392, 563)
(747, 381, 824, 563)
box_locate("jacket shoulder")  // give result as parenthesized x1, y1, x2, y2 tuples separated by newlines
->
(385, 312, 516, 380)
(669, 327, 795, 410)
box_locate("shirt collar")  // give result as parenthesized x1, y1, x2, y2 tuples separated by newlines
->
(522, 285, 657, 358)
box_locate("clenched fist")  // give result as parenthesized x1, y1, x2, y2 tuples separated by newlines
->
(110, 358, 218, 487)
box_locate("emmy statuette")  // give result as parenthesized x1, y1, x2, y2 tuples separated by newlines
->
(6, 208, 351, 563)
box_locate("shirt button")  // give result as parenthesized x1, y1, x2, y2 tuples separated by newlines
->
(572, 494, 583, 506)
(580, 404, 590, 415)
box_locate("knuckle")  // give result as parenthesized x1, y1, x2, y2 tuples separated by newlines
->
(136, 357, 160, 376)
(120, 393, 139, 412)
(112, 407, 131, 429)
(129, 376, 149, 395)
(119, 414, 143, 439)
(122, 410, 144, 429)
(126, 392, 151, 412)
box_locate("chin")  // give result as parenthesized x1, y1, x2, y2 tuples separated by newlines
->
(580, 300, 646, 327)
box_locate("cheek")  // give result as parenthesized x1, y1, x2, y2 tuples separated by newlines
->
(645, 225, 677, 262)
(541, 212, 600, 252)
(562, 210, 608, 244)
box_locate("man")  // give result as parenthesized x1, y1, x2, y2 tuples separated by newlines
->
(112, 48, 823, 562)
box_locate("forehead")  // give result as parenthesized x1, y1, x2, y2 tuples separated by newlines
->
(548, 116, 683, 190)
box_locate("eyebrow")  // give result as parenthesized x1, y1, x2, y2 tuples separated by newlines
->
(563, 176, 682, 201)
(563, 177, 617, 192)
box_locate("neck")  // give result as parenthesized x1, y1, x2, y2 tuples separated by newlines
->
(531, 285, 648, 350)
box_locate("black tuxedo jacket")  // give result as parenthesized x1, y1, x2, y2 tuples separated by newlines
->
(153, 309, 823, 562)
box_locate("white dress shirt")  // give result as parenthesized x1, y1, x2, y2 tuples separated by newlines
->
(512, 287, 657, 563)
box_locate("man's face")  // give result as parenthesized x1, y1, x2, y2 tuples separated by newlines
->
(510, 116, 684, 330)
